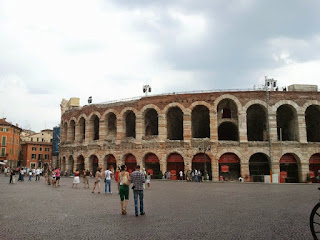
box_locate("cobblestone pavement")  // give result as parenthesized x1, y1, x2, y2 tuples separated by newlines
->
(0, 174, 318, 240)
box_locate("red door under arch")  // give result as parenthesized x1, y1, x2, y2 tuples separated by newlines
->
(219, 153, 240, 181)
(145, 153, 160, 179)
(309, 154, 320, 183)
(105, 155, 117, 172)
(167, 153, 184, 180)
(280, 154, 299, 183)
(192, 153, 212, 180)
(125, 154, 137, 174)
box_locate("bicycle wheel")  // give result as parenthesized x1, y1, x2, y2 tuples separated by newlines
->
(310, 202, 320, 239)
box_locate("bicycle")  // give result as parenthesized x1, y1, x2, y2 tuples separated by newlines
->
(310, 188, 320, 239)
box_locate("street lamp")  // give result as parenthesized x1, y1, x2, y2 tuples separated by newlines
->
(143, 85, 152, 96)
(265, 76, 277, 183)
(198, 141, 211, 181)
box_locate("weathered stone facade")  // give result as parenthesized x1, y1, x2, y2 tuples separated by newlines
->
(59, 90, 320, 182)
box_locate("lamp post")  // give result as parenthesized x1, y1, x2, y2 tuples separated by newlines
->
(143, 85, 152, 96)
(265, 76, 277, 183)
(198, 141, 211, 181)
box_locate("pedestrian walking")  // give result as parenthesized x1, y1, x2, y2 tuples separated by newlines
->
(9, 169, 15, 183)
(118, 165, 130, 215)
(55, 168, 61, 186)
(146, 172, 151, 189)
(83, 169, 90, 188)
(130, 165, 145, 217)
(72, 169, 80, 188)
(28, 170, 32, 181)
(104, 166, 113, 193)
(92, 167, 102, 193)
(35, 168, 40, 181)
(179, 170, 183, 181)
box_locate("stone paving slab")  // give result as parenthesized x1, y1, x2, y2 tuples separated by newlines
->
(0, 175, 318, 240)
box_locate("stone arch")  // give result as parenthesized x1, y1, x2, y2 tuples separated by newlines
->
(89, 154, 99, 176)
(78, 116, 86, 141)
(89, 113, 100, 140)
(62, 122, 68, 142)
(249, 153, 270, 182)
(143, 152, 161, 178)
(163, 102, 188, 115)
(140, 104, 161, 115)
(143, 108, 159, 137)
(67, 155, 74, 174)
(191, 104, 210, 139)
(192, 153, 212, 180)
(101, 109, 120, 120)
(272, 100, 302, 114)
(167, 152, 185, 180)
(120, 107, 139, 117)
(69, 119, 76, 141)
(76, 114, 89, 125)
(76, 155, 85, 174)
(123, 110, 136, 138)
(104, 111, 118, 140)
(213, 94, 242, 114)
(61, 156, 66, 173)
(279, 153, 301, 183)
(246, 104, 268, 141)
(166, 106, 184, 140)
(305, 104, 320, 142)
(104, 154, 117, 172)
(189, 101, 212, 111)
(123, 153, 137, 173)
(276, 104, 299, 141)
(218, 152, 241, 181)
(243, 99, 268, 112)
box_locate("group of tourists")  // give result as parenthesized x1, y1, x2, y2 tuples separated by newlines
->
(3, 166, 43, 184)
(44, 167, 61, 186)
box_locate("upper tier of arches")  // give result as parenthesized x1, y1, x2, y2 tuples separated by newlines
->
(61, 94, 320, 144)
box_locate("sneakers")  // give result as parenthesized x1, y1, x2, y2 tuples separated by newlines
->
(140, 212, 145, 215)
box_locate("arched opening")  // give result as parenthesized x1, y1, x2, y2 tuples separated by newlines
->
(192, 105, 210, 138)
(90, 115, 100, 140)
(249, 153, 270, 182)
(280, 154, 299, 183)
(144, 153, 160, 179)
(70, 120, 76, 141)
(167, 153, 184, 180)
(61, 157, 66, 173)
(217, 99, 238, 121)
(106, 113, 117, 139)
(125, 153, 137, 173)
(309, 153, 320, 183)
(89, 155, 99, 176)
(219, 153, 240, 181)
(125, 111, 136, 138)
(77, 155, 85, 175)
(104, 154, 117, 172)
(218, 122, 239, 141)
(144, 109, 158, 137)
(277, 105, 299, 141)
(247, 104, 267, 141)
(63, 123, 68, 142)
(68, 155, 74, 175)
(222, 108, 231, 118)
(79, 117, 86, 140)
(167, 107, 183, 140)
(192, 153, 212, 180)
(306, 105, 320, 142)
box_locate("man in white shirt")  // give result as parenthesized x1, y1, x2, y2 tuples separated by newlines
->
(104, 167, 113, 193)
(35, 168, 40, 181)
(179, 170, 183, 181)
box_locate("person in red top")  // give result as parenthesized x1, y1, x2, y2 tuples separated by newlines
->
(55, 168, 61, 186)
(115, 167, 120, 194)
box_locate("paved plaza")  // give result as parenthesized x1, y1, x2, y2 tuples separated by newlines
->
(0, 174, 318, 240)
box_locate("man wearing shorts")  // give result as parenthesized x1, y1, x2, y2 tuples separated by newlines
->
(55, 168, 61, 186)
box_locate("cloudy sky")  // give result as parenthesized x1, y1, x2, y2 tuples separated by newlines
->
(0, 0, 319, 132)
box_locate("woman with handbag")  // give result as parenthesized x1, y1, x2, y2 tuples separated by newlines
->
(118, 165, 130, 215)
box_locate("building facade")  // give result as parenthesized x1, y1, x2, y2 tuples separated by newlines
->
(59, 87, 320, 183)
(0, 118, 22, 168)
(21, 130, 53, 168)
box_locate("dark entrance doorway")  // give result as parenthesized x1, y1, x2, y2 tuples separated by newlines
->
(144, 153, 160, 179)
(90, 155, 99, 176)
(219, 153, 240, 181)
(77, 155, 85, 176)
(104, 154, 117, 172)
(309, 154, 320, 183)
(249, 153, 270, 182)
(125, 154, 137, 174)
(167, 153, 184, 180)
(192, 153, 212, 180)
(280, 154, 299, 183)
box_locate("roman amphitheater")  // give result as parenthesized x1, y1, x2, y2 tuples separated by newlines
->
(59, 85, 320, 183)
